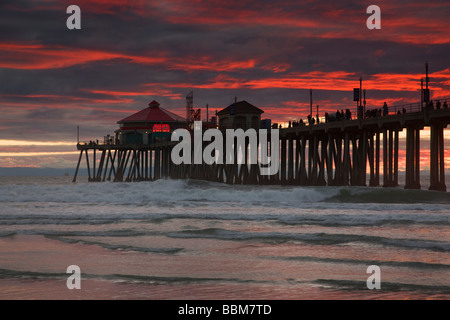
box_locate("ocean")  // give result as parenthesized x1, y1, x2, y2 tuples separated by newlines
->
(0, 175, 449, 300)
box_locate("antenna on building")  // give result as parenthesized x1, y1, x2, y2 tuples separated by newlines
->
(186, 91, 194, 120)
(421, 78, 424, 109)
(364, 89, 367, 117)
(423, 63, 430, 104)
(186, 91, 194, 129)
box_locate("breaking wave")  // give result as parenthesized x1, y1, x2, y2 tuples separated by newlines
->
(0, 179, 449, 206)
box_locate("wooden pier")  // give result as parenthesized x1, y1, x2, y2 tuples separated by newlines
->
(73, 105, 450, 192)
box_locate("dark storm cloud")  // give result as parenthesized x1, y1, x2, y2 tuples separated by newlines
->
(0, 0, 449, 147)
(26, 107, 69, 120)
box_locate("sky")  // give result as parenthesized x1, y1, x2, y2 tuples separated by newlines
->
(0, 0, 449, 169)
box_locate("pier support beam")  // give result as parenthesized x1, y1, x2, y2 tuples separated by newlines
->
(287, 137, 294, 184)
(343, 132, 351, 186)
(72, 150, 83, 182)
(375, 131, 380, 186)
(280, 138, 287, 183)
(405, 127, 421, 189)
(383, 129, 399, 188)
(429, 124, 447, 192)
(368, 132, 377, 186)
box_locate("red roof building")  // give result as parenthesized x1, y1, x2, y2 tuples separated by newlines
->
(118, 100, 186, 126)
(116, 101, 187, 145)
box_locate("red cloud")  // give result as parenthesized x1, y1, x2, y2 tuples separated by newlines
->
(143, 69, 450, 95)
(0, 43, 167, 69)
(0, 43, 259, 73)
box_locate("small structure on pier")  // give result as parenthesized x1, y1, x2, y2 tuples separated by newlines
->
(217, 100, 264, 130)
(116, 100, 186, 144)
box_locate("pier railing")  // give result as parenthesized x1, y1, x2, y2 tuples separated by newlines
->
(369, 97, 449, 117)
(285, 98, 449, 128)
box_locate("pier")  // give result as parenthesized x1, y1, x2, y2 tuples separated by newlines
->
(73, 100, 450, 192)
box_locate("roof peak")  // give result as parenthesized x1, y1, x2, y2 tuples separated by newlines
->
(118, 102, 186, 124)
(217, 100, 264, 116)
(148, 100, 160, 108)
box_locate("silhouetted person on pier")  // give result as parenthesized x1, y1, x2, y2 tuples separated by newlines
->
(436, 100, 441, 110)
(444, 101, 448, 109)
(345, 109, 352, 120)
(383, 102, 388, 116)
(402, 108, 406, 114)
(428, 100, 434, 110)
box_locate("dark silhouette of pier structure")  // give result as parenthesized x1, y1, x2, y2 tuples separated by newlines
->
(73, 99, 450, 192)
(280, 101, 449, 192)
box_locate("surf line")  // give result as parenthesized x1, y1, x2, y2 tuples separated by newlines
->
(171, 121, 280, 175)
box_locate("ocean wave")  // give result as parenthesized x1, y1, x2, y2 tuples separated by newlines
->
(0, 267, 265, 285)
(327, 187, 450, 204)
(314, 279, 450, 294)
(167, 228, 450, 252)
(1, 179, 449, 206)
(1, 266, 448, 294)
(0, 268, 67, 280)
(48, 236, 184, 254)
(0, 210, 448, 228)
(0, 229, 151, 238)
(3, 225, 448, 253)
(264, 256, 450, 270)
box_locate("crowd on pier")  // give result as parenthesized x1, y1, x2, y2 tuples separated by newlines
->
(281, 99, 448, 129)
(425, 100, 448, 111)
